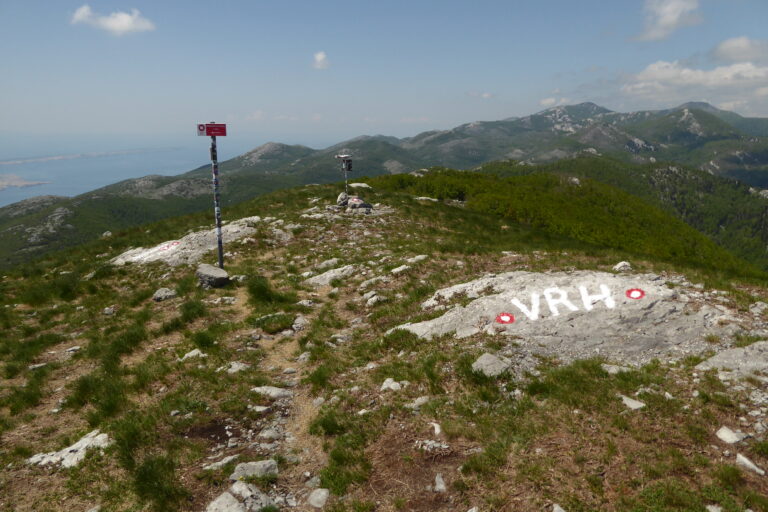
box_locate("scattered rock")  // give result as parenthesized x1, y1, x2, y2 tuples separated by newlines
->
(553, 505, 567, 512)
(252, 386, 293, 399)
(414, 196, 438, 202)
(380, 378, 402, 392)
(205, 492, 244, 512)
(27, 430, 111, 468)
(229, 481, 273, 509)
(716, 426, 748, 444)
(336, 192, 349, 206)
(152, 287, 177, 302)
(601, 364, 631, 375)
(749, 301, 768, 316)
(317, 258, 340, 270)
(405, 396, 430, 411)
(292, 314, 309, 332)
(203, 455, 240, 471)
(349, 183, 372, 189)
(391, 265, 410, 275)
(406, 254, 428, 264)
(307, 488, 330, 508)
(433, 473, 447, 492)
(618, 394, 646, 410)
(305, 265, 357, 287)
(612, 261, 632, 272)
(179, 349, 207, 362)
(297, 299, 315, 308)
(102, 306, 115, 316)
(305, 475, 321, 488)
(736, 453, 765, 476)
(472, 353, 511, 377)
(217, 362, 250, 374)
(197, 264, 230, 289)
(696, 342, 768, 380)
(229, 459, 278, 481)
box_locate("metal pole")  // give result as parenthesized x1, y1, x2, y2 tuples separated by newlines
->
(210, 134, 224, 269)
(344, 163, 349, 195)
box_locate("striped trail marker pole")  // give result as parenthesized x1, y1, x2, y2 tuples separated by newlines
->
(197, 122, 228, 269)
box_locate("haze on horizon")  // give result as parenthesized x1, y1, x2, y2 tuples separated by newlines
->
(1, 0, 767, 156)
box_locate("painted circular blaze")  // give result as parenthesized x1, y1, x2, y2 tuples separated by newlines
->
(495, 312, 515, 324)
(626, 288, 646, 300)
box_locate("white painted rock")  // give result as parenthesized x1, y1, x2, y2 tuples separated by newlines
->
(307, 488, 330, 508)
(27, 430, 111, 468)
(395, 271, 742, 368)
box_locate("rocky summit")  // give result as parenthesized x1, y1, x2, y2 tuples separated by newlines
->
(1, 179, 767, 512)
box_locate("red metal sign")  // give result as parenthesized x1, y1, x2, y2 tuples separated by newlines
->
(197, 123, 227, 136)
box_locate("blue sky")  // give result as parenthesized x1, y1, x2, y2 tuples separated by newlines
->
(1, 0, 767, 154)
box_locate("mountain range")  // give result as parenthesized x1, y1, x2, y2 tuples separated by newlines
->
(2, 101, 768, 268)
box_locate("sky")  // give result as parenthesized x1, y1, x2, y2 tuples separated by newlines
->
(1, 0, 767, 157)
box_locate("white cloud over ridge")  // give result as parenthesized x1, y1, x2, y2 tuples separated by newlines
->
(637, 0, 700, 41)
(713, 37, 768, 65)
(71, 4, 155, 36)
(621, 60, 768, 115)
(539, 97, 570, 107)
(313, 51, 329, 70)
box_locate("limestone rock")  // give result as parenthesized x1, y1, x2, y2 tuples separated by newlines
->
(179, 349, 207, 362)
(612, 261, 632, 272)
(197, 264, 230, 288)
(716, 426, 747, 444)
(27, 430, 111, 468)
(304, 265, 356, 287)
(252, 386, 293, 399)
(203, 454, 240, 471)
(391, 265, 410, 275)
(736, 453, 765, 476)
(229, 459, 278, 481)
(696, 342, 768, 379)
(337, 192, 349, 206)
(307, 488, 330, 508)
(229, 481, 273, 509)
(380, 378, 402, 392)
(206, 492, 245, 512)
(152, 287, 177, 302)
(433, 473, 447, 492)
(472, 353, 511, 377)
(618, 394, 646, 410)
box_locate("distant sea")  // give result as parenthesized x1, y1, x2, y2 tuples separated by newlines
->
(0, 147, 209, 208)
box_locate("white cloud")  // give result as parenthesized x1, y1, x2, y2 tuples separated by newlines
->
(313, 51, 329, 70)
(245, 110, 264, 121)
(71, 4, 155, 36)
(637, 0, 700, 41)
(539, 97, 570, 107)
(757, 87, 768, 97)
(467, 91, 495, 99)
(713, 37, 768, 65)
(621, 60, 768, 115)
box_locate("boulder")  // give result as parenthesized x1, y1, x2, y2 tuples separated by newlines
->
(307, 488, 330, 508)
(472, 353, 511, 377)
(197, 264, 230, 288)
(206, 492, 245, 512)
(336, 192, 349, 206)
(27, 430, 111, 468)
(229, 459, 278, 481)
(252, 386, 293, 399)
(716, 426, 747, 444)
(229, 481, 273, 509)
(304, 265, 356, 287)
(696, 341, 768, 379)
(612, 261, 632, 272)
(152, 287, 177, 302)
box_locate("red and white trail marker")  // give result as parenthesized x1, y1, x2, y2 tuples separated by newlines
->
(197, 123, 227, 137)
(495, 312, 515, 324)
